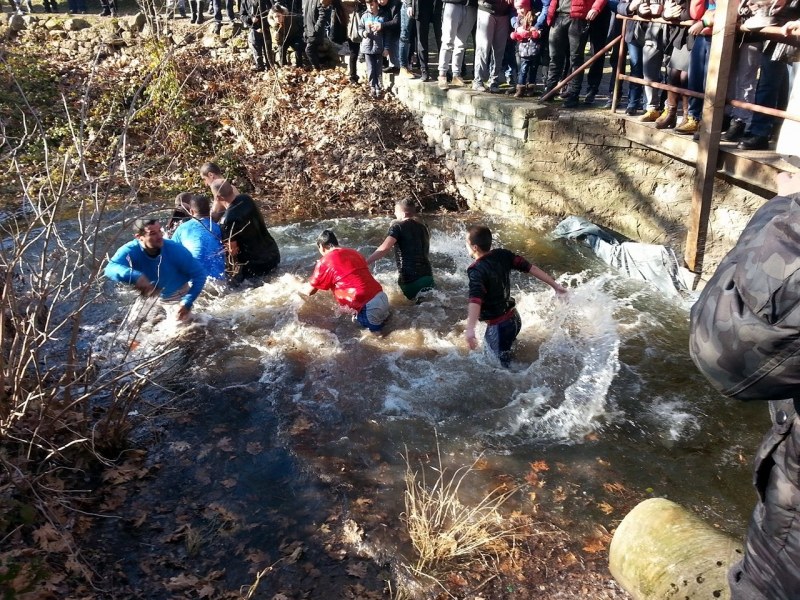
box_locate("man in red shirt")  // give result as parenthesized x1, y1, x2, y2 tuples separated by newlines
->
(305, 230, 391, 332)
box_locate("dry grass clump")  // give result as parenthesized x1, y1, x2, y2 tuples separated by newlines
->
(402, 448, 520, 577)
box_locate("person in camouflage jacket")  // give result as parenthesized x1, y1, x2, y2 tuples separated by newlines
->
(690, 172, 800, 600)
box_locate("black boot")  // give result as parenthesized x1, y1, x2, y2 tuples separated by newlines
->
(189, 0, 198, 22)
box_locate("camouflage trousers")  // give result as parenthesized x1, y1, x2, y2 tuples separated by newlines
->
(729, 399, 800, 600)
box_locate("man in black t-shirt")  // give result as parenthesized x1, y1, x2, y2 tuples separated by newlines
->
(367, 198, 435, 300)
(465, 224, 567, 366)
(211, 180, 280, 283)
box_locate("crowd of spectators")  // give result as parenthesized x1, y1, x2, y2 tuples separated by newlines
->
(228, 0, 798, 152)
(6, 0, 799, 154)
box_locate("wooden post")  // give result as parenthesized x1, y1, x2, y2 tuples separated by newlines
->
(684, 0, 740, 276)
(612, 18, 628, 113)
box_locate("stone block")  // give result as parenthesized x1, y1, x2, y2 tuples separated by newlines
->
(603, 136, 633, 148)
(9, 14, 25, 31)
(421, 114, 440, 129)
(63, 17, 90, 31)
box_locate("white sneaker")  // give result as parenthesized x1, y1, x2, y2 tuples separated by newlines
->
(437, 76, 448, 90)
(472, 80, 484, 92)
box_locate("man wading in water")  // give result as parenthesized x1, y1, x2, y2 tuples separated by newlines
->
(304, 229, 391, 332)
(464, 225, 568, 366)
(366, 198, 435, 301)
(105, 218, 207, 321)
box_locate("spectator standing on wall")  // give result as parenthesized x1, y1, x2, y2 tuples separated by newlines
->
(378, 0, 403, 72)
(673, 0, 715, 135)
(338, 0, 367, 83)
(399, 0, 419, 77)
(411, 0, 444, 81)
(510, 0, 547, 97)
(304, 0, 333, 69)
(437, 0, 478, 88)
(580, 0, 611, 104)
(241, 0, 275, 71)
(776, 20, 800, 160)
(735, 0, 800, 150)
(359, 0, 387, 97)
(654, 0, 691, 129)
(473, 0, 513, 92)
(543, 0, 608, 107)
(616, 0, 647, 114)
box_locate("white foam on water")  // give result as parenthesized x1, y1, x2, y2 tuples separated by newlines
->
(646, 396, 702, 442)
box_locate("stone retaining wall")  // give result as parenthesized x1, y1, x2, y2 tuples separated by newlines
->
(394, 80, 765, 277)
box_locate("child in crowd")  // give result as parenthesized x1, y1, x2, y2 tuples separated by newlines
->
(359, 0, 386, 98)
(464, 225, 567, 367)
(510, 0, 545, 98)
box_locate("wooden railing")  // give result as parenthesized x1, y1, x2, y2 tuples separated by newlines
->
(542, 0, 800, 276)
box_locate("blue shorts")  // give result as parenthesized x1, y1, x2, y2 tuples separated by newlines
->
(484, 309, 522, 367)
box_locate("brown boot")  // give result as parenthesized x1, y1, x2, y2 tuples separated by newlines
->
(514, 85, 526, 98)
(655, 105, 677, 129)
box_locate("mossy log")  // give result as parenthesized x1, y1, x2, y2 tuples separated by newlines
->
(609, 498, 743, 599)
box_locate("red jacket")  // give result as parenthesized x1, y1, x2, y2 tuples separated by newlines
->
(689, 0, 714, 35)
(547, 0, 607, 24)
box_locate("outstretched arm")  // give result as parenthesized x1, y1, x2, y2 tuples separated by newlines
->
(529, 264, 568, 296)
(366, 236, 397, 265)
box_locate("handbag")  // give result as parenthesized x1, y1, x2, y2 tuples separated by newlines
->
(348, 9, 363, 43)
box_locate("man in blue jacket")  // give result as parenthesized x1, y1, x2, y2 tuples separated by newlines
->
(105, 218, 207, 321)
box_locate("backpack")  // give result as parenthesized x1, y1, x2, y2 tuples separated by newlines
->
(689, 194, 800, 401)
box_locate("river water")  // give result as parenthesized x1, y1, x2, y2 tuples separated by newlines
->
(92, 212, 768, 595)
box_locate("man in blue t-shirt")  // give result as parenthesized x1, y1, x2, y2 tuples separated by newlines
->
(105, 218, 207, 321)
(171, 195, 226, 281)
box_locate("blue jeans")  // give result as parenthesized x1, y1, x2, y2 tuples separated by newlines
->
(749, 56, 790, 137)
(484, 309, 522, 367)
(688, 35, 711, 119)
(384, 29, 400, 69)
(519, 56, 534, 86)
(626, 41, 644, 109)
(400, 6, 412, 68)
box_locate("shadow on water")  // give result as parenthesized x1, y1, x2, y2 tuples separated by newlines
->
(87, 214, 766, 596)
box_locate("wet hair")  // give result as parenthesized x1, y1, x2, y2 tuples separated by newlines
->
(175, 192, 193, 212)
(467, 225, 492, 252)
(200, 162, 223, 178)
(133, 218, 159, 234)
(210, 179, 234, 200)
(316, 229, 339, 249)
(395, 198, 417, 215)
(190, 194, 211, 217)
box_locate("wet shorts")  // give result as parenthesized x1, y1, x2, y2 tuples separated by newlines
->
(399, 275, 435, 301)
(355, 291, 390, 331)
